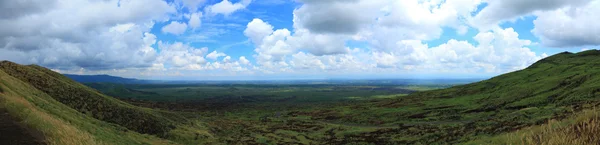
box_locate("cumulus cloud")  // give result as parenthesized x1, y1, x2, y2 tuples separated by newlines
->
(188, 12, 202, 29)
(254, 28, 295, 62)
(206, 50, 227, 60)
(239, 56, 250, 65)
(244, 18, 350, 65)
(532, 0, 600, 47)
(0, 0, 58, 19)
(0, 0, 176, 70)
(293, 0, 384, 34)
(472, 0, 591, 29)
(244, 19, 274, 45)
(0, 0, 574, 78)
(291, 0, 483, 55)
(178, 0, 207, 11)
(161, 21, 188, 35)
(288, 29, 349, 55)
(371, 28, 542, 72)
(290, 52, 326, 70)
(206, 0, 252, 16)
(156, 41, 208, 69)
(243, 19, 295, 65)
(369, 0, 482, 51)
(222, 56, 232, 63)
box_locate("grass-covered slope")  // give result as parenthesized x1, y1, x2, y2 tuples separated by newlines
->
(290, 50, 600, 144)
(468, 108, 600, 144)
(0, 66, 174, 144)
(0, 61, 177, 137)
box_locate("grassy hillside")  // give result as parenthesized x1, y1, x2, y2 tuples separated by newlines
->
(0, 67, 174, 144)
(0, 61, 215, 144)
(282, 50, 600, 144)
(0, 61, 178, 136)
(467, 108, 600, 144)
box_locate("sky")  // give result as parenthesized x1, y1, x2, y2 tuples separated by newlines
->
(1, 0, 599, 80)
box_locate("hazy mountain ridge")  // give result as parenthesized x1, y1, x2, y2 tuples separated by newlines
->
(64, 74, 147, 84)
(65, 73, 482, 85)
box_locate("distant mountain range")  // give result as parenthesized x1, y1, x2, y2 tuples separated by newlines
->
(64, 74, 482, 85)
(64, 74, 148, 84)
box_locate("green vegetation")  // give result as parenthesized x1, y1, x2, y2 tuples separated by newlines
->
(86, 83, 417, 102)
(2, 50, 600, 144)
(279, 50, 600, 144)
(0, 61, 177, 136)
(467, 109, 600, 144)
(0, 65, 173, 144)
(0, 61, 214, 144)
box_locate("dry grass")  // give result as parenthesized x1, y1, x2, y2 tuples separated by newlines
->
(517, 110, 600, 145)
(467, 109, 600, 145)
(1, 86, 98, 145)
(0, 70, 176, 145)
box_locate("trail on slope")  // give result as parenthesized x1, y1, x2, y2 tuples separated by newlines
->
(0, 109, 45, 145)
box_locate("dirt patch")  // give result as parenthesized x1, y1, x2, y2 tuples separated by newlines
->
(0, 109, 45, 145)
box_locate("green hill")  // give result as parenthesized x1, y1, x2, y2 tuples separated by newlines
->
(290, 50, 600, 144)
(0, 61, 177, 136)
(0, 61, 212, 144)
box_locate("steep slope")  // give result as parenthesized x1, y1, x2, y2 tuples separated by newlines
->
(0, 61, 216, 144)
(0, 67, 174, 144)
(0, 61, 178, 136)
(0, 108, 44, 145)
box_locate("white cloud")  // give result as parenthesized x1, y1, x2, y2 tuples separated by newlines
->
(472, 0, 591, 29)
(178, 0, 207, 11)
(255, 28, 295, 62)
(288, 29, 349, 56)
(293, 0, 384, 34)
(532, 0, 600, 47)
(244, 18, 350, 66)
(188, 12, 203, 29)
(161, 21, 188, 35)
(156, 41, 208, 69)
(222, 56, 232, 63)
(369, 0, 482, 51)
(1, 18, 165, 70)
(290, 52, 326, 70)
(206, 0, 252, 16)
(291, 0, 483, 55)
(206, 50, 227, 60)
(239, 56, 250, 65)
(0, 0, 175, 57)
(0, 0, 570, 79)
(244, 19, 295, 65)
(0, 0, 56, 19)
(244, 19, 274, 45)
(245, 26, 544, 74)
(383, 28, 541, 73)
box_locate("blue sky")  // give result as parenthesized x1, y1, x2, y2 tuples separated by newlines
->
(1, 0, 599, 80)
